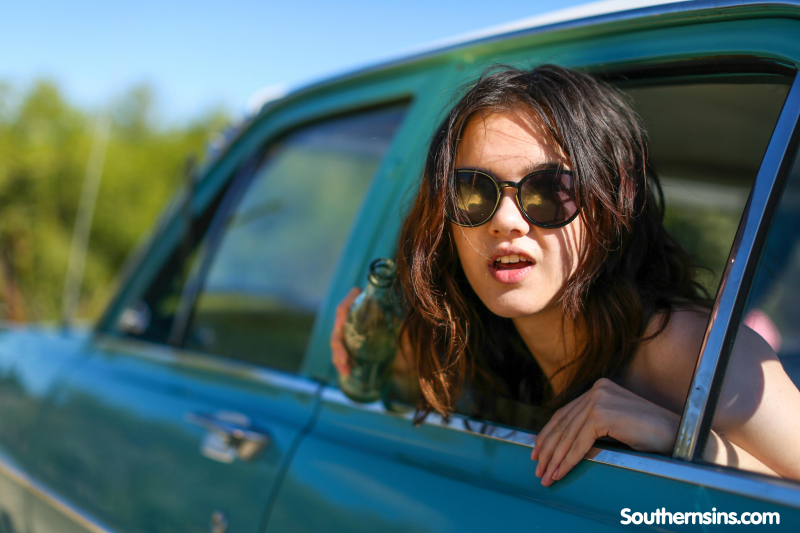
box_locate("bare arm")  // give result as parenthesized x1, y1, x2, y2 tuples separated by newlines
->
(704, 429, 778, 476)
(708, 324, 800, 479)
(626, 310, 800, 479)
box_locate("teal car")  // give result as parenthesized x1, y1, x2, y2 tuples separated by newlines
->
(4, 0, 800, 531)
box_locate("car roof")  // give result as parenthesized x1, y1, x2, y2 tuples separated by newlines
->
(245, 0, 799, 115)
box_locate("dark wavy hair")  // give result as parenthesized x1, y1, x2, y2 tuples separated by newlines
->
(396, 64, 710, 427)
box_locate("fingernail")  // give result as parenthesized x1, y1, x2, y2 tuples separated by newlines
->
(531, 447, 539, 460)
(552, 468, 560, 481)
(535, 465, 542, 478)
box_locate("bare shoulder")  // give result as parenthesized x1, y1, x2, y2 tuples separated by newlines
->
(621, 307, 710, 414)
(642, 307, 710, 367)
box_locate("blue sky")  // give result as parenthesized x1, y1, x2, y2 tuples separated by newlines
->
(4, 0, 589, 123)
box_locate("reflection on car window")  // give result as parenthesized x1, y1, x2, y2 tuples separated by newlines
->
(185, 106, 407, 373)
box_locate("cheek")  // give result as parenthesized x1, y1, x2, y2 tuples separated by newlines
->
(451, 227, 482, 271)
(539, 219, 586, 286)
(566, 217, 587, 275)
(450, 225, 492, 287)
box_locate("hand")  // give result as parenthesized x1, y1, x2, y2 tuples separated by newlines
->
(330, 287, 361, 377)
(530, 378, 680, 487)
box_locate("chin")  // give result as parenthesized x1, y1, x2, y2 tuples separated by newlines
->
(483, 293, 549, 319)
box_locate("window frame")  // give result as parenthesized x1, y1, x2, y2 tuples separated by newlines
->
(93, 100, 418, 386)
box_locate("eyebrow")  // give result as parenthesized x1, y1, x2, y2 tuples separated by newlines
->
(464, 162, 564, 179)
(522, 161, 564, 174)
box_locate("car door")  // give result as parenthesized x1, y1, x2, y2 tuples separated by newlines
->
(266, 15, 800, 532)
(23, 94, 409, 532)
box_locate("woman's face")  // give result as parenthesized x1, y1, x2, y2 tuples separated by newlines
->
(451, 110, 586, 319)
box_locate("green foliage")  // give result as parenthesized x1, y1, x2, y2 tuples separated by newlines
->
(0, 79, 229, 322)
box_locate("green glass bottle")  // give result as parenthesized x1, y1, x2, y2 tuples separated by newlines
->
(340, 258, 404, 403)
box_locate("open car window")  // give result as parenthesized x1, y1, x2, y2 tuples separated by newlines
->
(446, 71, 793, 434)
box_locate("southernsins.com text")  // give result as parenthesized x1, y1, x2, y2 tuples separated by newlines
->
(620, 508, 780, 525)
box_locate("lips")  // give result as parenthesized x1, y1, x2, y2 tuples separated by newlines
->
(487, 249, 535, 284)
(488, 260, 534, 284)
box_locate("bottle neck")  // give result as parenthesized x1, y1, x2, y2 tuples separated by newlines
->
(365, 281, 393, 300)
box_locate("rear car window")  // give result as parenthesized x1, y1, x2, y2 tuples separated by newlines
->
(183, 105, 408, 373)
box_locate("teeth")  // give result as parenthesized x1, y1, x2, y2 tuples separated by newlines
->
(496, 254, 530, 264)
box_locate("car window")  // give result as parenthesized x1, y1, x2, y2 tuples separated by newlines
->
(704, 137, 800, 478)
(183, 105, 407, 373)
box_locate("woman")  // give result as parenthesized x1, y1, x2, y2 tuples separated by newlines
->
(331, 65, 800, 485)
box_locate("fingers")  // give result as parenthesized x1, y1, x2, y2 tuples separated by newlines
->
(531, 378, 678, 486)
(531, 390, 587, 460)
(532, 391, 591, 477)
(330, 287, 361, 377)
(341, 286, 362, 308)
(545, 424, 602, 486)
(540, 405, 597, 487)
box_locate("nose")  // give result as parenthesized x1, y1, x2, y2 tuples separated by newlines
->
(488, 188, 529, 237)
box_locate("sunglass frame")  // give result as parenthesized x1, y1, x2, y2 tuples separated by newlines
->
(445, 168, 581, 229)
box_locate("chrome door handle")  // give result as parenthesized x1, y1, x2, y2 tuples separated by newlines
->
(185, 410, 271, 463)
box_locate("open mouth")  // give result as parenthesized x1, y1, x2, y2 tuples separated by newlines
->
(493, 255, 533, 270)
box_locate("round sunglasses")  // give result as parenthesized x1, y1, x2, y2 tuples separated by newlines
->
(445, 168, 580, 229)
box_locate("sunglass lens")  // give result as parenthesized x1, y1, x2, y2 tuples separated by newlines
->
(449, 171, 497, 225)
(519, 172, 577, 227)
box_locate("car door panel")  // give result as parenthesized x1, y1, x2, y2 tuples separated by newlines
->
(268, 390, 799, 531)
(0, 329, 93, 533)
(26, 338, 318, 533)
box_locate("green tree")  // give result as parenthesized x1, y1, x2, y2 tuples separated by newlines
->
(0, 79, 228, 322)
